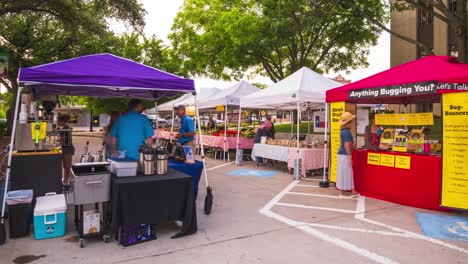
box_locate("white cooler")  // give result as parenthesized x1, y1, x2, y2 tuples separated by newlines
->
(109, 159, 138, 177)
(33, 193, 67, 240)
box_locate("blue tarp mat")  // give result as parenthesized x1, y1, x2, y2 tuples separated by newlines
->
(229, 169, 279, 178)
(416, 213, 468, 242)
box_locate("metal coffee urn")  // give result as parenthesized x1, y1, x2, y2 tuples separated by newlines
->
(139, 145, 156, 175)
(156, 147, 168, 175)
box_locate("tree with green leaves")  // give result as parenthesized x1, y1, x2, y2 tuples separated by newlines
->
(0, 0, 146, 134)
(170, 0, 387, 82)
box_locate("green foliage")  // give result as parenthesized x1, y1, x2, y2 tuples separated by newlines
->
(0, 0, 147, 95)
(170, 0, 387, 82)
(275, 122, 317, 134)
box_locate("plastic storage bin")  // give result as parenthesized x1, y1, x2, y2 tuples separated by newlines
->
(33, 193, 67, 240)
(109, 159, 138, 177)
(6, 189, 33, 238)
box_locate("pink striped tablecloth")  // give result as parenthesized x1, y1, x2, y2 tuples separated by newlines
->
(287, 148, 328, 177)
(155, 130, 254, 151)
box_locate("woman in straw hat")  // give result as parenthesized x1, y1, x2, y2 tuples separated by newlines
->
(337, 112, 357, 197)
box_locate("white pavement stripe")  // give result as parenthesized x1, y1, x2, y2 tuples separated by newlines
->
(354, 195, 468, 255)
(295, 184, 319, 188)
(287, 192, 347, 199)
(306, 223, 414, 238)
(260, 209, 399, 264)
(260, 180, 299, 213)
(276, 202, 356, 214)
(206, 162, 234, 171)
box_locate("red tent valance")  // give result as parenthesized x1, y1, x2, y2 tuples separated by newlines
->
(326, 56, 468, 104)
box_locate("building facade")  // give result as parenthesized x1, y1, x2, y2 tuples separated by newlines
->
(390, 0, 458, 116)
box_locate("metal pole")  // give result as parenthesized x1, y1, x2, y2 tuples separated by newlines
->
(170, 108, 175, 144)
(224, 105, 228, 161)
(290, 110, 293, 138)
(1, 86, 23, 220)
(195, 94, 209, 188)
(154, 101, 160, 146)
(235, 104, 242, 165)
(293, 102, 302, 180)
(307, 107, 310, 135)
(320, 103, 330, 188)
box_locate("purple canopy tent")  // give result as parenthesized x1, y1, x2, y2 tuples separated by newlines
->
(1, 54, 211, 236)
(18, 53, 194, 99)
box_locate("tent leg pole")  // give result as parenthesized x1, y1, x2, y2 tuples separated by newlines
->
(307, 108, 310, 135)
(320, 103, 330, 188)
(224, 105, 228, 162)
(294, 102, 301, 180)
(170, 108, 175, 144)
(235, 104, 242, 166)
(1, 86, 23, 221)
(290, 110, 293, 139)
(154, 101, 160, 146)
(195, 95, 209, 187)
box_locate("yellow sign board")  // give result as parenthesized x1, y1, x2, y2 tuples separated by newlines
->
(375, 113, 434, 126)
(380, 154, 395, 167)
(441, 92, 468, 210)
(329, 102, 346, 182)
(367, 153, 381, 165)
(216, 105, 225, 112)
(395, 156, 411, 169)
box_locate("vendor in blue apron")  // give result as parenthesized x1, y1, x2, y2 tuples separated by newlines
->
(111, 99, 154, 160)
(174, 104, 196, 150)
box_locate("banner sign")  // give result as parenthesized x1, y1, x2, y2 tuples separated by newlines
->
(313, 111, 326, 133)
(395, 156, 411, 169)
(375, 113, 434, 126)
(367, 152, 410, 170)
(442, 92, 468, 210)
(329, 102, 346, 182)
(348, 81, 437, 99)
(367, 153, 381, 165)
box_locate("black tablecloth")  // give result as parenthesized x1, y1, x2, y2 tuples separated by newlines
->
(110, 168, 197, 238)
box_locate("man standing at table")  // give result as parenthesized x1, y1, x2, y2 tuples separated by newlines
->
(112, 99, 154, 160)
(175, 104, 196, 149)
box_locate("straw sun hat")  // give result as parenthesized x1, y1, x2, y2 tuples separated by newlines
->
(338, 112, 356, 126)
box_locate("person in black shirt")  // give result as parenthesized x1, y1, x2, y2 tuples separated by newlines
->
(57, 114, 75, 190)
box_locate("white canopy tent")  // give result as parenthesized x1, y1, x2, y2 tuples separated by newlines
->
(156, 87, 222, 112)
(240, 67, 342, 180)
(198, 80, 260, 109)
(199, 81, 260, 162)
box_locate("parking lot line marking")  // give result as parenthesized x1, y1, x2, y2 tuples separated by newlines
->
(276, 202, 356, 214)
(295, 184, 319, 188)
(306, 223, 414, 238)
(355, 196, 468, 255)
(287, 192, 348, 199)
(260, 180, 299, 214)
(206, 162, 234, 171)
(261, 209, 399, 264)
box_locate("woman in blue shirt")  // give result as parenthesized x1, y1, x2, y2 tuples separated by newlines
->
(337, 112, 356, 196)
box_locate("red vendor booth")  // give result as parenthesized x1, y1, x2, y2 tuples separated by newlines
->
(326, 55, 468, 211)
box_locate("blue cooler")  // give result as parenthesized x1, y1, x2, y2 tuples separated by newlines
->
(33, 193, 67, 240)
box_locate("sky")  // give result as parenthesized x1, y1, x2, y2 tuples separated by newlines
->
(109, 0, 391, 90)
